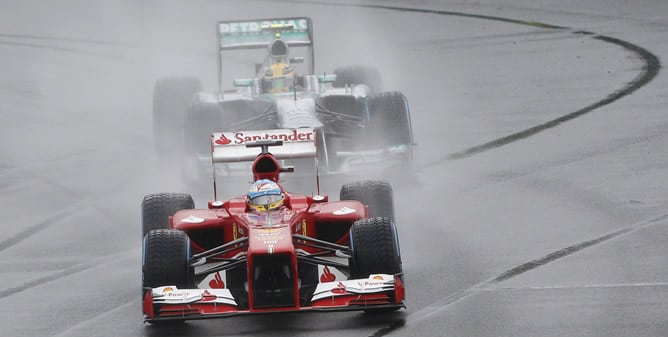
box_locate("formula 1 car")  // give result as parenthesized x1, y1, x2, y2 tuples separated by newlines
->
(152, 17, 414, 186)
(141, 127, 405, 323)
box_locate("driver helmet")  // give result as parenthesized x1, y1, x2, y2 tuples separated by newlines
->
(247, 179, 284, 212)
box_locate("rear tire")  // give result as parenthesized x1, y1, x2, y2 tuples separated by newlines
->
(340, 180, 395, 221)
(334, 66, 382, 93)
(153, 77, 202, 160)
(141, 193, 194, 238)
(367, 91, 413, 148)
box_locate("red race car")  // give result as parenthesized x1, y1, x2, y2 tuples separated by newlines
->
(141, 127, 405, 323)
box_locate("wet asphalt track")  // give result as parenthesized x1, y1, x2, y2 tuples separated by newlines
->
(1, 1, 667, 336)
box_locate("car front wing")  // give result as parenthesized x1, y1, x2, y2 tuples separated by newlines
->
(143, 274, 405, 322)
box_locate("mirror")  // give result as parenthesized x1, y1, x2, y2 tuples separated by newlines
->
(233, 78, 254, 87)
(317, 74, 336, 83)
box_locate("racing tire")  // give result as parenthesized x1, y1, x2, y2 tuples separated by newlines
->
(143, 229, 194, 289)
(182, 101, 223, 188)
(367, 91, 413, 148)
(334, 65, 382, 93)
(183, 101, 223, 156)
(340, 180, 395, 221)
(349, 217, 402, 278)
(142, 229, 194, 323)
(141, 193, 194, 238)
(153, 77, 202, 160)
(349, 217, 403, 313)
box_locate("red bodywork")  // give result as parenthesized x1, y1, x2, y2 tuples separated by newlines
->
(143, 146, 405, 322)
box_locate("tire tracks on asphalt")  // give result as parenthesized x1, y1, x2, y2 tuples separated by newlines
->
(443, 32, 661, 162)
(284, 3, 661, 336)
(5, 2, 660, 334)
(0, 158, 149, 298)
(0, 249, 138, 299)
(278, 0, 661, 164)
(394, 213, 668, 331)
(0, 33, 134, 60)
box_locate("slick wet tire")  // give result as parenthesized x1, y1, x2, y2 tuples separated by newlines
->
(153, 77, 202, 159)
(183, 101, 223, 155)
(349, 217, 404, 313)
(141, 193, 194, 238)
(367, 91, 413, 147)
(340, 180, 395, 221)
(142, 229, 194, 290)
(334, 65, 382, 93)
(349, 217, 402, 279)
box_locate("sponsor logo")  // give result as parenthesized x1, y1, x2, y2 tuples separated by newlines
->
(214, 130, 315, 146)
(332, 282, 347, 294)
(254, 228, 284, 241)
(373, 275, 384, 281)
(201, 290, 217, 302)
(219, 19, 309, 34)
(164, 291, 185, 297)
(209, 272, 225, 289)
(162, 287, 174, 293)
(214, 134, 232, 145)
(256, 228, 281, 235)
(320, 266, 336, 283)
(333, 207, 356, 215)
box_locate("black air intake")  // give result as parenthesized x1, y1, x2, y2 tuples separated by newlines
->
(251, 254, 295, 308)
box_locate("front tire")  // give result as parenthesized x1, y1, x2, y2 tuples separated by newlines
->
(349, 217, 402, 278)
(142, 229, 194, 323)
(142, 229, 194, 290)
(349, 217, 403, 313)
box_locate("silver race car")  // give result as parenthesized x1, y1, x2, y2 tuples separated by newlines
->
(152, 17, 414, 187)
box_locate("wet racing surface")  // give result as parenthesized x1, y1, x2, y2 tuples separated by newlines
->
(1, 1, 667, 336)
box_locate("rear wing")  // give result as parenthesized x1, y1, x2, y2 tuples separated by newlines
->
(211, 128, 317, 163)
(217, 17, 313, 50)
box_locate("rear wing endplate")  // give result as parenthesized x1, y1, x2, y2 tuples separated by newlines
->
(211, 128, 317, 163)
